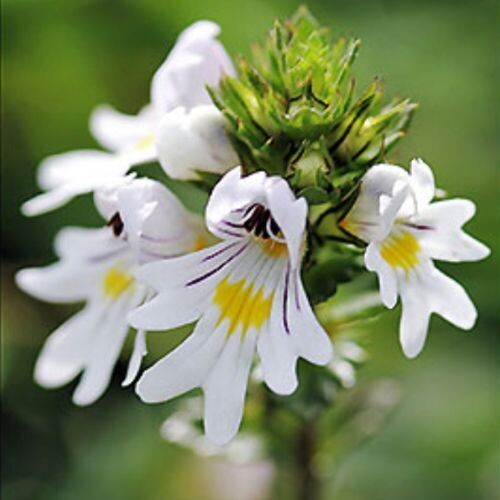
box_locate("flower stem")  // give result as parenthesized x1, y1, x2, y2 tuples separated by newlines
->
(296, 419, 320, 500)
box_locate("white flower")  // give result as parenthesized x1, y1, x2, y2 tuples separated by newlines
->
(16, 178, 204, 405)
(22, 20, 235, 216)
(129, 167, 333, 445)
(340, 159, 490, 358)
(156, 105, 239, 180)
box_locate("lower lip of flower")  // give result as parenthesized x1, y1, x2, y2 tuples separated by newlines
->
(213, 275, 274, 337)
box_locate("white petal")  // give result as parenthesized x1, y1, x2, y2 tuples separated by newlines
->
(379, 181, 414, 239)
(135, 308, 225, 403)
(341, 163, 409, 242)
(288, 272, 333, 364)
(21, 187, 82, 217)
(16, 263, 98, 303)
(266, 178, 307, 269)
(34, 305, 97, 388)
(93, 175, 136, 221)
(399, 280, 431, 359)
(203, 330, 256, 446)
(155, 105, 238, 181)
(133, 241, 234, 291)
(122, 329, 147, 387)
(17, 226, 129, 303)
(128, 286, 209, 331)
(426, 267, 477, 330)
(90, 104, 155, 152)
(37, 150, 129, 191)
(54, 226, 125, 260)
(130, 242, 250, 330)
(257, 270, 299, 395)
(398, 261, 478, 358)
(364, 243, 398, 308)
(150, 21, 234, 113)
(410, 199, 490, 262)
(72, 291, 143, 406)
(410, 158, 435, 210)
(205, 167, 267, 235)
(22, 151, 130, 216)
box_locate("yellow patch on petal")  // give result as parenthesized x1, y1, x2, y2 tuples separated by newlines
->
(259, 238, 288, 259)
(103, 267, 134, 299)
(134, 135, 154, 151)
(213, 276, 273, 337)
(380, 231, 420, 272)
(192, 236, 207, 252)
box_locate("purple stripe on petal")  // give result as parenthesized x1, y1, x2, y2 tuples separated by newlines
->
(217, 226, 245, 238)
(202, 241, 239, 262)
(222, 219, 245, 229)
(185, 243, 249, 287)
(404, 222, 435, 231)
(282, 264, 291, 335)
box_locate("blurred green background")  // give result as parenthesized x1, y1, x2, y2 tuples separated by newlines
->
(2, 0, 498, 499)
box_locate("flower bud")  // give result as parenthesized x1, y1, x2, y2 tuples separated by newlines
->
(156, 104, 239, 180)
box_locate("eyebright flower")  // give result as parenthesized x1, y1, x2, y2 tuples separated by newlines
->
(22, 20, 235, 216)
(340, 159, 490, 358)
(129, 167, 333, 445)
(16, 178, 205, 405)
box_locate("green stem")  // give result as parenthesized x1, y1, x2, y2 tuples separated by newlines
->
(296, 420, 320, 500)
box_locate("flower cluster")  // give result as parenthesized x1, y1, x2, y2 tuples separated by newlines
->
(17, 11, 489, 446)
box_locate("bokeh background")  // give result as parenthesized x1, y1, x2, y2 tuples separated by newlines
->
(2, 0, 498, 499)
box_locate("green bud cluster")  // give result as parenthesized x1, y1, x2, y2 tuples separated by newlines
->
(210, 7, 417, 209)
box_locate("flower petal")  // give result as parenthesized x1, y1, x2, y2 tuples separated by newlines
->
(130, 242, 250, 330)
(398, 262, 477, 358)
(22, 151, 130, 216)
(34, 304, 97, 388)
(364, 243, 398, 308)
(90, 104, 155, 152)
(206, 167, 267, 237)
(266, 178, 307, 269)
(340, 163, 408, 242)
(155, 105, 238, 181)
(398, 280, 431, 359)
(257, 270, 299, 395)
(72, 290, 144, 406)
(21, 187, 83, 217)
(122, 329, 147, 387)
(288, 272, 333, 364)
(410, 158, 435, 210)
(379, 182, 412, 239)
(135, 307, 226, 403)
(37, 150, 129, 191)
(54, 226, 124, 260)
(410, 199, 490, 262)
(203, 329, 256, 446)
(150, 21, 234, 113)
(16, 263, 99, 304)
(426, 267, 477, 330)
